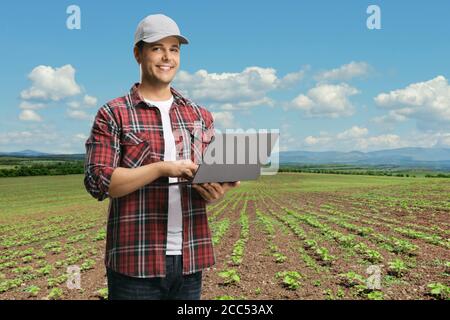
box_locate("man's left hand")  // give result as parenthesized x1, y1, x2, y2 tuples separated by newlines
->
(192, 181, 240, 204)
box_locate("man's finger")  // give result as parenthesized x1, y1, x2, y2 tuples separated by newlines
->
(201, 183, 219, 199)
(209, 183, 224, 196)
(192, 184, 213, 201)
(183, 169, 193, 178)
(197, 183, 219, 200)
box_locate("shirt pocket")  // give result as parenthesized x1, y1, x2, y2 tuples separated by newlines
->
(184, 122, 214, 164)
(119, 131, 161, 168)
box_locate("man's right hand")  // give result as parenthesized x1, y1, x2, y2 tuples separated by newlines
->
(160, 159, 198, 180)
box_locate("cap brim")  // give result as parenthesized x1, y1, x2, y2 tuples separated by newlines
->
(141, 34, 189, 45)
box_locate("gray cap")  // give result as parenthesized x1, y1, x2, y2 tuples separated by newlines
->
(134, 14, 189, 46)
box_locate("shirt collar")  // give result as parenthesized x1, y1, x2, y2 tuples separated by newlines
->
(128, 82, 188, 108)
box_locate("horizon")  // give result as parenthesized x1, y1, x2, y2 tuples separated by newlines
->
(2, 146, 450, 156)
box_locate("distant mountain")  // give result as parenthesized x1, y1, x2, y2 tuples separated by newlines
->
(278, 147, 450, 169)
(2, 147, 450, 169)
(0, 149, 53, 157)
(0, 150, 84, 160)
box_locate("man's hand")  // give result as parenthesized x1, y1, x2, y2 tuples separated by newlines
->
(192, 181, 240, 204)
(160, 159, 198, 180)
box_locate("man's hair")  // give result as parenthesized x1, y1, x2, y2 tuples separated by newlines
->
(135, 40, 146, 53)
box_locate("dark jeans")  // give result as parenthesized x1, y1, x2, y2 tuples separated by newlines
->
(106, 255, 202, 300)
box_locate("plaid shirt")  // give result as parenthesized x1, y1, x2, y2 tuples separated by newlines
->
(84, 83, 215, 278)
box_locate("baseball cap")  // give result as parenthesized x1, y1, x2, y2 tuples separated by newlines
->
(134, 14, 189, 46)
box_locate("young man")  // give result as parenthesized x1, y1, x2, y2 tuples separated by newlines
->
(84, 14, 239, 300)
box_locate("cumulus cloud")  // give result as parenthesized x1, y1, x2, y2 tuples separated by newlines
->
(372, 110, 408, 125)
(19, 110, 42, 122)
(355, 134, 404, 150)
(174, 66, 306, 111)
(304, 134, 332, 146)
(0, 125, 90, 154)
(373, 75, 450, 130)
(73, 133, 88, 141)
(0, 128, 58, 145)
(278, 69, 307, 88)
(304, 126, 404, 151)
(212, 111, 235, 128)
(315, 61, 371, 82)
(18, 65, 97, 123)
(83, 95, 98, 107)
(212, 97, 275, 111)
(19, 101, 46, 110)
(67, 109, 93, 121)
(290, 83, 360, 118)
(336, 126, 369, 139)
(434, 133, 450, 148)
(20, 65, 81, 101)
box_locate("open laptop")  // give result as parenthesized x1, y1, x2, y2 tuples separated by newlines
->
(169, 131, 279, 184)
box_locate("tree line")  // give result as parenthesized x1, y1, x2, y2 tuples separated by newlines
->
(0, 162, 84, 177)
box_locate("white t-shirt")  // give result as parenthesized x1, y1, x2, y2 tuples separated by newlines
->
(145, 96, 182, 255)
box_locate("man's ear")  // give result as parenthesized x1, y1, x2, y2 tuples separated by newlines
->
(133, 45, 141, 64)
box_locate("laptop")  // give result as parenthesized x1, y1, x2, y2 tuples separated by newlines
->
(169, 131, 279, 184)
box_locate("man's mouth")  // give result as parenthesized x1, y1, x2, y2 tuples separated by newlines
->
(156, 65, 174, 72)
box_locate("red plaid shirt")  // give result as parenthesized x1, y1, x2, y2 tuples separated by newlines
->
(84, 83, 215, 278)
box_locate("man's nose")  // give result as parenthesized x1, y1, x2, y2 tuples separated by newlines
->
(162, 49, 170, 61)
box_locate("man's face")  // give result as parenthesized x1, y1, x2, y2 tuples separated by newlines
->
(135, 36, 180, 86)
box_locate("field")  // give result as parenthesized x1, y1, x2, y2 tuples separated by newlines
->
(0, 173, 449, 300)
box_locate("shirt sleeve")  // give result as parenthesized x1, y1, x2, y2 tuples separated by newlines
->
(84, 105, 121, 201)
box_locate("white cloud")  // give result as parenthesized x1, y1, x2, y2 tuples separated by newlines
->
(74, 133, 88, 140)
(20, 65, 81, 101)
(279, 123, 299, 151)
(0, 125, 91, 154)
(19, 101, 47, 110)
(17, 65, 97, 125)
(434, 133, 450, 147)
(336, 126, 369, 139)
(19, 110, 42, 122)
(303, 126, 406, 151)
(278, 69, 307, 88)
(67, 109, 93, 121)
(372, 110, 408, 125)
(67, 94, 98, 109)
(300, 126, 450, 152)
(291, 83, 359, 118)
(83, 95, 98, 107)
(302, 128, 450, 151)
(67, 101, 81, 108)
(212, 111, 235, 128)
(315, 61, 371, 82)
(0, 129, 58, 145)
(355, 134, 404, 150)
(174, 66, 305, 111)
(175, 67, 277, 102)
(304, 135, 331, 146)
(212, 97, 275, 111)
(374, 76, 450, 130)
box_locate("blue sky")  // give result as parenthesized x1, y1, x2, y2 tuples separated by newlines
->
(1, 0, 449, 153)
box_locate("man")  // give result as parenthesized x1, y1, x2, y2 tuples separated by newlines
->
(84, 14, 239, 300)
